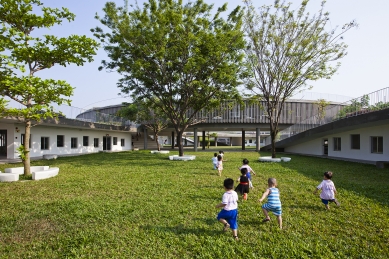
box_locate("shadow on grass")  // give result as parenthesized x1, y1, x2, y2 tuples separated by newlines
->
(277, 153, 389, 207)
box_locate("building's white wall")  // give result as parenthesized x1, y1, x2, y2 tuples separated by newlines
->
(231, 137, 242, 146)
(1, 122, 17, 159)
(8, 125, 132, 159)
(285, 138, 323, 155)
(327, 125, 389, 161)
(285, 124, 389, 162)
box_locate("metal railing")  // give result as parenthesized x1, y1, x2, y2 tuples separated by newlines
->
(189, 99, 340, 125)
(49, 104, 134, 127)
(264, 87, 389, 144)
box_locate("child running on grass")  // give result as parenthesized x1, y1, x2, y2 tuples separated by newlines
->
(239, 158, 256, 188)
(235, 168, 250, 200)
(219, 150, 227, 161)
(216, 155, 223, 176)
(314, 171, 340, 210)
(216, 178, 239, 240)
(211, 153, 218, 170)
(258, 178, 282, 229)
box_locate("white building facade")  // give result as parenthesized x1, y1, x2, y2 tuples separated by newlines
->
(0, 118, 134, 159)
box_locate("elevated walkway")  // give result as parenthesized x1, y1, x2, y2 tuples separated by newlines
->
(262, 107, 389, 151)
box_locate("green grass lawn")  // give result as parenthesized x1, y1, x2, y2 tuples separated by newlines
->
(1, 151, 388, 258)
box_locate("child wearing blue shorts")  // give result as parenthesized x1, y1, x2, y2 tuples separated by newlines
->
(239, 158, 256, 188)
(216, 178, 239, 240)
(314, 171, 340, 210)
(259, 178, 282, 229)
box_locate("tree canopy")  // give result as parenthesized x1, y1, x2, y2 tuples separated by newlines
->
(243, 0, 357, 157)
(0, 0, 98, 174)
(117, 99, 169, 151)
(93, 0, 246, 156)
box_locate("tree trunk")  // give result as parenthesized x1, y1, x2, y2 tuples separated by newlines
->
(177, 131, 184, 156)
(155, 133, 160, 151)
(269, 121, 278, 159)
(270, 131, 277, 158)
(23, 120, 31, 176)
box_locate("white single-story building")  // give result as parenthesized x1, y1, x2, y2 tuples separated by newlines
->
(0, 117, 136, 160)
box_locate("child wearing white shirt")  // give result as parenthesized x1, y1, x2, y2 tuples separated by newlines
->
(314, 171, 340, 210)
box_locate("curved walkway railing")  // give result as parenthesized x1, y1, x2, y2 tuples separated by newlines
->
(49, 104, 134, 127)
(265, 87, 389, 144)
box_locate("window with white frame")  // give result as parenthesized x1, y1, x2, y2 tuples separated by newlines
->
(371, 136, 383, 153)
(350, 134, 360, 150)
(333, 137, 341, 151)
(71, 137, 77, 149)
(83, 136, 89, 146)
(94, 138, 99, 148)
(113, 137, 117, 145)
(121, 139, 125, 146)
(41, 137, 49, 150)
(57, 135, 64, 147)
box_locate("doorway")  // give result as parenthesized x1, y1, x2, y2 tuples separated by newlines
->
(0, 130, 7, 157)
(103, 135, 111, 151)
(323, 139, 328, 156)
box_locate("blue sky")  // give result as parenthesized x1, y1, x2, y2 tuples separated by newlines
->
(15, 0, 389, 110)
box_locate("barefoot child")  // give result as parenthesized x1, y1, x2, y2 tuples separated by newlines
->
(216, 155, 223, 176)
(239, 158, 256, 188)
(216, 178, 239, 240)
(235, 168, 249, 200)
(258, 178, 282, 229)
(314, 171, 340, 210)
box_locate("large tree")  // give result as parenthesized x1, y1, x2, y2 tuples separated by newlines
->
(243, 0, 357, 158)
(0, 0, 98, 175)
(117, 99, 169, 151)
(93, 0, 246, 156)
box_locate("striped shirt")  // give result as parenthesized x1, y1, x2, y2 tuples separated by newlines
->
(267, 187, 281, 209)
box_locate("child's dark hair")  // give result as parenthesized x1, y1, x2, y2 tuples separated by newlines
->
(219, 150, 224, 154)
(214, 153, 218, 157)
(324, 171, 333, 179)
(240, 167, 248, 175)
(242, 158, 249, 165)
(217, 155, 222, 161)
(224, 178, 234, 189)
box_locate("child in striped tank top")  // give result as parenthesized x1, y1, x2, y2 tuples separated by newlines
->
(259, 178, 282, 229)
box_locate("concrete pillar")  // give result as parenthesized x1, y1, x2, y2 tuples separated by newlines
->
(194, 128, 198, 152)
(256, 128, 260, 152)
(202, 131, 206, 150)
(242, 130, 245, 150)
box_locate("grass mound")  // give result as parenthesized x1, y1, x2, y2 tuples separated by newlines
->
(1, 151, 388, 258)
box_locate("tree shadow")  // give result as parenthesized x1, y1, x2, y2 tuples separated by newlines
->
(279, 154, 389, 207)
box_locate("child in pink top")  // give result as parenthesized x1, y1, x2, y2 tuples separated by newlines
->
(216, 155, 223, 177)
(314, 171, 340, 210)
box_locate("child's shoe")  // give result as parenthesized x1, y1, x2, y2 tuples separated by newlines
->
(334, 199, 340, 206)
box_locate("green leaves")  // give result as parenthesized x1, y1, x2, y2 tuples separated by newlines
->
(242, 0, 357, 157)
(0, 0, 99, 111)
(94, 0, 246, 155)
(0, 0, 99, 174)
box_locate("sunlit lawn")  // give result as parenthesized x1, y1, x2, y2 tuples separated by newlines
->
(1, 150, 388, 258)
